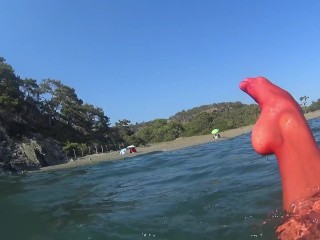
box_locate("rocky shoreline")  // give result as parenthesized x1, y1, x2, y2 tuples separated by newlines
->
(0, 130, 67, 173)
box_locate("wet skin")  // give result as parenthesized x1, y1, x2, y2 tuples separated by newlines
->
(239, 76, 320, 211)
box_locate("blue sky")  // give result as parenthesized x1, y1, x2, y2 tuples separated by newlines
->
(1, 0, 320, 124)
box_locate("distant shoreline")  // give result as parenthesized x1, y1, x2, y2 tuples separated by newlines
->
(39, 110, 320, 172)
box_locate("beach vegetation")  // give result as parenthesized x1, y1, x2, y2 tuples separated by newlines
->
(299, 95, 309, 113)
(307, 99, 320, 112)
(1, 56, 319, 159)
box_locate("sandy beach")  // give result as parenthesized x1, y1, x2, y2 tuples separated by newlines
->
(40, 110, 320, 172)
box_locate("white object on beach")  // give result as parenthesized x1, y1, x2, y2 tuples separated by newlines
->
(120, 148, 127, 155)
(126, 145, 136, 149)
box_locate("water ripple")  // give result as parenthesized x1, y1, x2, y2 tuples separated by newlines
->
(0, 119, 319, 239)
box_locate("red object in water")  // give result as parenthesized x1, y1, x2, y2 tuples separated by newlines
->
(240, 76, 320, 239)
(239, 76, 320, 211)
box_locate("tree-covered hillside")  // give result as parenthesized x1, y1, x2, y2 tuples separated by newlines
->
(0, 57, 115, 153)
(133, 102, 260, 143)
(1, 56, 320, 162)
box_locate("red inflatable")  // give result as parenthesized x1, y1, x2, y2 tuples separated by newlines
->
(240, 76, 320, 211)
(240, 77, 320, 239)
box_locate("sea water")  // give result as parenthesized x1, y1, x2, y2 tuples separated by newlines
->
(0, 118, 319, 240)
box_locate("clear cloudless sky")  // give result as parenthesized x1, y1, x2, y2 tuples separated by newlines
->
(1, 0, 320, 124)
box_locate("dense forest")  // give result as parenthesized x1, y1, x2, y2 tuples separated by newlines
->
(1, 56, 320, 162)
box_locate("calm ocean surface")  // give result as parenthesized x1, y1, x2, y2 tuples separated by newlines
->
(1, 118, 320, 240)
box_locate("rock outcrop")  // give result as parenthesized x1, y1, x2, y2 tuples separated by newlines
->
(0, 126, 67, 173)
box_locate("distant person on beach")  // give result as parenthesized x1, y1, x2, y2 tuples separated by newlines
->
(213, 134, 220, 139)
(119, 148, 126, 155)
